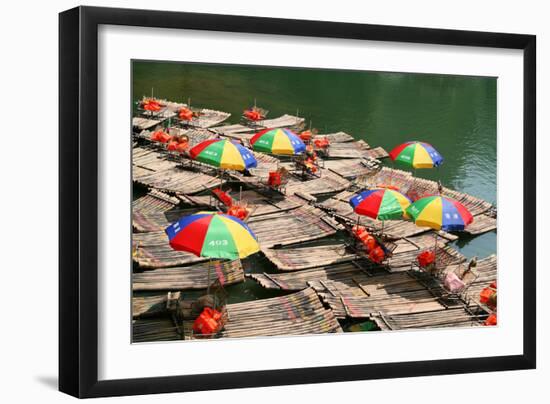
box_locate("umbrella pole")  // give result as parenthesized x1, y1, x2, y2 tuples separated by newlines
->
(207, 259, 211, 295)
(433, 232, 438, 271)
(412, 168, 417, 198)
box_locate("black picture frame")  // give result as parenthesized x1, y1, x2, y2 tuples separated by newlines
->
(59, 6, 536, 398)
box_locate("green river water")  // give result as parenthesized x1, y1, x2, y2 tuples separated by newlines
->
(132, 61, 497, 306)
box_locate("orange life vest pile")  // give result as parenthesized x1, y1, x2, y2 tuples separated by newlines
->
(150, 130, 171, 143)
(142, 98, 162, 112)
(268, 171, 282, 187)
(480, 281, 497, 326)
(352, 225, 386, 264)
(303, 146, 318, 173)
(313, 137, 330, 150)
(192, 307, 223, 335)
(178, 107, 194, 121)
(212, 188, 233, 207)
(480, 281, 497, 310)
(299, 130, 313, 143)
(243, 109, 264, 121)
(227, 204, 249, 221)
(211, 188, 250, 220)
(417, 250, 436, 268)
(484, 313, 497, 326)
(166, 138, 189, 153)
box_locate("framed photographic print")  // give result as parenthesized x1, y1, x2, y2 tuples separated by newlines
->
(59, 6, 536, 398)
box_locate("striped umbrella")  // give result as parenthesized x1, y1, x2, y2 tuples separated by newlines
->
(406, 195, 473, 231)
(389, 141, 443, 169)
(250, 128, 306, 155)
(189, 139, 257, 171)
(165, 212, 260, 260)
(349, 188, 411, 221)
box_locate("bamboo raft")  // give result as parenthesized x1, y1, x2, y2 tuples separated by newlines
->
(179, 189, 304, 217)
(134, 165, 221, 195)
(257, 114, 305, 130)
(132, 318, 180, 342)
(211, 123, 255, 138)
(220, 288, 342, 338)
(371, 307, 485, 331)
(284, 169, 351, 196)
(319, 273, 450, 319)
(247, 204, 342, 249)
(133, 294, 178, 318)
(132, 288, 342, 341)
(320, 187, 495, 237)
(318, 132, 355, 143)
(133, 117, 162, 131)
(248, 242, 463, 290)
(188, 108, 232, 128)
(137, 101, 232, 128)
(324, 158, 379, 179)
(327, 141, 388, 160)
(320, 190, 434, 239)
(261, 242, 356, 271)
(133, 190, 179, 214)
(133, 260, 244, 291)
(211, 114, 305, 141)
(132, 203, 341, 268)
(133, 231, 206, 268)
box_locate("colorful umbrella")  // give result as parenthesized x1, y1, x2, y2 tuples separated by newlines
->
(189, 139, 257, 171)
(165, 211, 260, 260)
(250, 128, 306, 155)
(405, 195, 473, 231)
(389, 141, 443, 169)
(349, 188, 411, 221)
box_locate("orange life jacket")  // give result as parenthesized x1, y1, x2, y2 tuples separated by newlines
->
(484, 313, 497, 326)
(314, 137, 330, 148)
(227, 205, 249, 221)
(299, 130, 312, 142)
(151, 130, 171, 143)
(193, 307, 222, 335)
(167, 140, 179, 151)
(143, 99, 161, 112)
(268, 171, 282, 187)
(212, 188, 233, 207)
(479, 287, 496, 304)
(178, 107, 193, 121)
(175, 141, 188, 153)
(417, 250, 436, 268)
(243, 110, 263, 121)
(369, 246, 386, 263)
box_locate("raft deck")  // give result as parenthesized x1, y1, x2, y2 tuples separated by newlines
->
(248, 242, 463, 290)
(133, 260, 244, 291)
(132, 288, 342, 342)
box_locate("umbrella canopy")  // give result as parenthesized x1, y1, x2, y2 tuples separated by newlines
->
(250, 128, 306, 155)
(389, 141, 443, 168)
(165, 212, 260, 260)
(405, 195, 473, 231)
(189, 139, 257, 171)
(349, 188, 411, 221)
